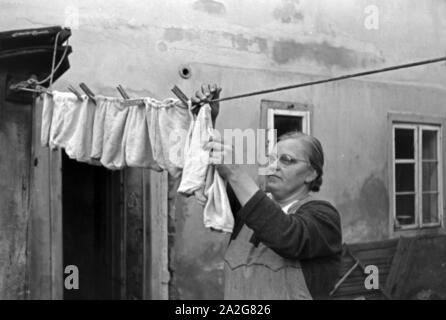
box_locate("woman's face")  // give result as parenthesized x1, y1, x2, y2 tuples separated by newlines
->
(265, 138, 317, 200)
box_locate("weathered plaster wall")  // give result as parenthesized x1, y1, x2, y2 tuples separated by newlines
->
(1, 0, 445, 299)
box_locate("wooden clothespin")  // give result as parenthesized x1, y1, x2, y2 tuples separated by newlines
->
(67, 85, 83, 101)
(171, 85, 191, 109)
(117, 85, 130, 99)
(116, 85, 146, 107)
(79, 82, 96, 105)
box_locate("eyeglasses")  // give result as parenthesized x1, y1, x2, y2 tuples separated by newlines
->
(268, 153, 309, 167)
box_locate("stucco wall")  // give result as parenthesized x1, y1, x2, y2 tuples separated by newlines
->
(1, 0, 446, 299)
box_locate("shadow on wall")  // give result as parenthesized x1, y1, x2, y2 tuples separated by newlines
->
(171, 195, 228, 300)
(337, 174, 389, 243)
(174, 241, 226, 300)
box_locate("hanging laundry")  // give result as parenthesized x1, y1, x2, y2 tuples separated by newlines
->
(146, 98, 191, 179)
(65, 96, 97, 163)
(124, 103, 162, 170)
(177, 103, 212, 198)
(42, 92, 193, 175)
(41, 93, 54, 147)
(178, 103, 234, 233)
(48, 91, 82, 150)
(203, 166, 234, 233)
(90, 96, 106, 159)
(94, 97, 129, 170)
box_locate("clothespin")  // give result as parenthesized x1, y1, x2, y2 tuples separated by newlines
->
(117, 85, 130, 99)
(116, 85, 146, 107)
(79, 82, 96, 105)
(172, 86, 197, 110)
(171, 85, 191, 109)
(67, 85, 83, 101)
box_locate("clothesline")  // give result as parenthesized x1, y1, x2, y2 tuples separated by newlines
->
(11, 56, 446, 108)
(8, 21, 446, 104)
(172, 56, 446, 105)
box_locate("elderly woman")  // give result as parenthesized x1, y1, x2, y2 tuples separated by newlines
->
(193, 85, 342, 300)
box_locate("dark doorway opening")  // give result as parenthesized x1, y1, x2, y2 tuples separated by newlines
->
(62, 151, 123, 299)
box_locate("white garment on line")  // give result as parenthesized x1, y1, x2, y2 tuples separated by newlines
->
(178, 103, 234, 233)
(99, 97, 129, 170)
(43, 93, 191, 174)
(146, 98, 191, 179)
(41, 93, 54, 147)
(48, 91, 82, 150)
(203, 166, 234, 233)
(90, 96, 107, 159)
(177, 103, 212, 196)
(64, 97, 97, 163)
(124, 103, 161, 170)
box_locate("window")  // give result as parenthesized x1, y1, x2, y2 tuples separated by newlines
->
(263, 102, 311, 155)
(272, 113, 307, 136)
(392, 124, 443, 230)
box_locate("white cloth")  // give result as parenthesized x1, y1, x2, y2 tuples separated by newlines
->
(281, 200, 299, 214)
(43, 93, 191, 173)
(146, 98, 191, 179)
(203, 166, 234, 233)
(177, 103, 212, 195)
(41, 93, 54, 147)
(65, 97, 96, 163)
(99, 97, 129, 170)
(124, 103, 161, 170)
(90, 96, 107, 159)
(48, 91, 81, 150)
(178, 103, 234, 233)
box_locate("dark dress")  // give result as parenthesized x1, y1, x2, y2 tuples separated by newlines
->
(224, 187, 342, 300)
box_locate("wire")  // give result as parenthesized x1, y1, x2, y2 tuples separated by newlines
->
(34, 31, 70, 86)
(207, 56, 446, 103)
(48, 31, 59, 87)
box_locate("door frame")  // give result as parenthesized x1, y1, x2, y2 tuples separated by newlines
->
(29, 96, 63, 299)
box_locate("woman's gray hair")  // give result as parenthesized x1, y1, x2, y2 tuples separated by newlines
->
(278, 131, 324, 192)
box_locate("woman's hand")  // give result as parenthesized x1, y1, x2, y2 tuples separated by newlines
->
(205, 137, 239, 181)
(191, 83, 222, 125)
(205, 136, 260, 206)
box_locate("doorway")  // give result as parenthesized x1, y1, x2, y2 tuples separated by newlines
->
(62, 151, 123, 299)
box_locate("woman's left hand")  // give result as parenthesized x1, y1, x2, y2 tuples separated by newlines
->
(205, 136, 260, 206)
(205, 137, 241, 181)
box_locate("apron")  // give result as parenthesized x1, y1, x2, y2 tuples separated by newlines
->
(223, 195, 316, 300)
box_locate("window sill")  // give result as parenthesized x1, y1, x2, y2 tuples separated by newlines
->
(391, 225, 445, 238)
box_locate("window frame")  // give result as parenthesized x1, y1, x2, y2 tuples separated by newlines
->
(259, 100, 312, 189)
(389, 112, 445, 235)
(392, 123, 418, 230)
(264, 103, 311, 156)
(419, 124, 442, 228)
